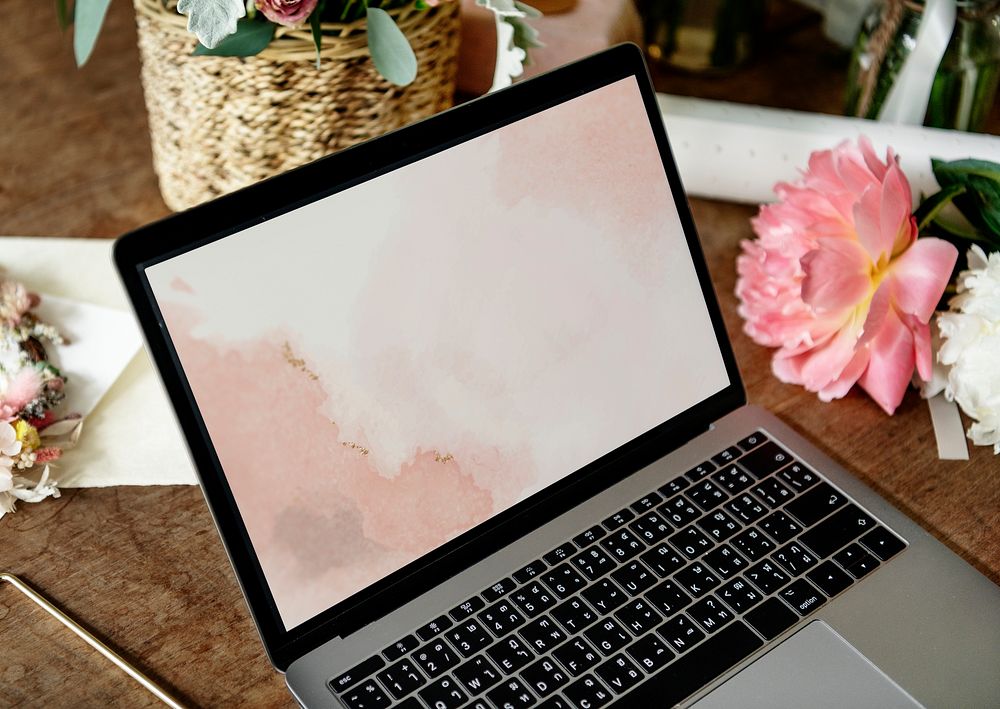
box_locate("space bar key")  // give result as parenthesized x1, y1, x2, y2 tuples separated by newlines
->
(626, 621, 764, 706)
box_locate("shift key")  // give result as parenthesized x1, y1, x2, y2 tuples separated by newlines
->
(799, 504, 875, 558)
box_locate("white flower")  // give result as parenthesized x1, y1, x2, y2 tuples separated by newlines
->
(934, 246, 1000, 454)
(0, 421, 21, 493)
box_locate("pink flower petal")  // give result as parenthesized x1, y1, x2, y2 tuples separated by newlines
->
(853, 185, 887, 263)
(818, 346, 870, 401)
(858, 135, 888, 181)
(801, 238, 872, 313)
(883, 237, 958, 322)
(880, 162, 914, 258)
(857, 307, 915, 415)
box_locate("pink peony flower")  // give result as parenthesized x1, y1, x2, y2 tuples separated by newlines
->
(736, 137, 958, 415)
(255, 0, 318, 27)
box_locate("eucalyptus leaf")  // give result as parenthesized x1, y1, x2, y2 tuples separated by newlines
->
(476, 0, 523, 18)
(73, 0, 111, 67)
(367, 8, 417, 87)
(178, 0, 246, 50)
(194, 17, 275, 56)
(513, 1, 542, 18)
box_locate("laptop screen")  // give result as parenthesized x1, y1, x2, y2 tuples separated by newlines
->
(144, 76, 730, 631)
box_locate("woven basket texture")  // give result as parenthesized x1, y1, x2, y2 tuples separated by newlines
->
(133, 0, 460, 211)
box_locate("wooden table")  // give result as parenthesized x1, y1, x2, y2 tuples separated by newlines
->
(1, 2, 997, 707)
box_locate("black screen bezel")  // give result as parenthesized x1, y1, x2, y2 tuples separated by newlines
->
(114, 44, 745, 670)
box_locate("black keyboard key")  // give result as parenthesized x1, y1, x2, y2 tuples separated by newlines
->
(669, 525, 715, 559)
(595, 653, 644, 695)
(332, 655, 387, 693)
(487, 635, 536, 675)
(697, 509, 743, 542)
(543, 542, 577, 566)
(640, 542, 685, 578)
(711, 446, 742, 466)
(703, 544, 748, 580)
(745, 559, 790, 594)
(744, 597, 798, 640)
(450, 597, 485, 621)
(659, 476, 690, 496)
(751, 478, 795, 508)
(602, 508, 636, 530)
(510, 582, 557, 618)
(584, 618, 632, 656)
(717, 576, 764, 613)
(418, 675, 467, 709)
(513, 560, 548, 584)
(626, 633, 674, 674)
(759, 511, 802, 544)
(785, 482, 848, 527)
(383, 634, 419, 662)
(340, 679, 391, 709)
(799, 504, 876, 558)
(376, 659, 426, 699)
(737, 431, 768, 451)
(731, 527, 775, 561)
(738, 441, 793, 479)
(686, 479, 729, 511)
(483, 578, 518, 603)
(551, 597, 598, 634)
(675, 562, 720, 598)
(412, 639, 460, 678)
(486, 678, 535, 708)
(582, 579, 629, 615)
(687, 594, 735, 634)
(726, 493, 769, 525)
(772, 541, 819, 576)
(657, 613, 705, 653)
(860, 526, 907, 561)
(395, 699, 422, 709)
(446, 618, 493, 658)
(536, 700, 570, 709)
(645, 579, 692, 617)
(659, 494, 702, 527)
(778, 462, 820, 492)
(614, 598, 663, 636)
(519, 615, 566, 654)
(416, 615, 453, 641)
(553, 637, 601, 676)
(541, 564, 587, 599)
(807, 560, 853, 597)
(599, 529, 645, 563)
(712, 464, 757, 495)
(571, 546, 615, 581)
(684, 461, 716, 482)
(631, 622, 765, 706)
(478, 600, 526, 637)
(564, 674, 612, 708)
(572, 525, 606, 549)
(521, 657, 569, 698)
(779, 578, 826, 616)
(628, 511, 672, 545)
(454, 655, 503, 695)
(630, 491, 664, 513)
(610, 561, 656, 597)
(835, 543, 880, 578)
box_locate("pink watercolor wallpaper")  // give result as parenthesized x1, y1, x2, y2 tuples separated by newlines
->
(146, 77, 730, 629)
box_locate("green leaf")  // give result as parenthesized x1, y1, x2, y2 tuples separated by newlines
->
(56, 0, 73, 30)
(914, 184, 965, 231)
(932, 158, 1000, 185)
(366, 8, 417, 86)
(194, 17, 275, 56)
(931, 157, 1000, 239)
(513, 1, 542, 18)
(178, 0, 247, 49)
(73, 0, 111, 67)
(930, 216, 995, 246)
(310, 0, 326, 69)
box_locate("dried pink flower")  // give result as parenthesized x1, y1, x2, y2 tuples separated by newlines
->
(255, 0, 318, 27)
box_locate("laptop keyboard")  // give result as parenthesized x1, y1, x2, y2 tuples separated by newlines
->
(330, 432, 907, 709)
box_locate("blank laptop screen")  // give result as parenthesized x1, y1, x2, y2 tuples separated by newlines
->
(144, 76, 730, 630)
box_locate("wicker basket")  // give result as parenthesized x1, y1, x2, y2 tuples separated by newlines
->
(133, 0, 460, 211)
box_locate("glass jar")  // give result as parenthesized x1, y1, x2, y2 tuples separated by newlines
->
(638, 0, 766, 74)
(845, 0, 1000, 132)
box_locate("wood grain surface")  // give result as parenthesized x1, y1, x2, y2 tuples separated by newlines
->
(1, 1, 997, 707)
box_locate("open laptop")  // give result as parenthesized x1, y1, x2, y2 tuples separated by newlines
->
(114, 44, 1000, 708)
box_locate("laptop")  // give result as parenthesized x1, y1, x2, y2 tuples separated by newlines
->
(114, 44, 1000, 708)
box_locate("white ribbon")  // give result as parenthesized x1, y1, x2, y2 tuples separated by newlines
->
(879, 0, 957, 124)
